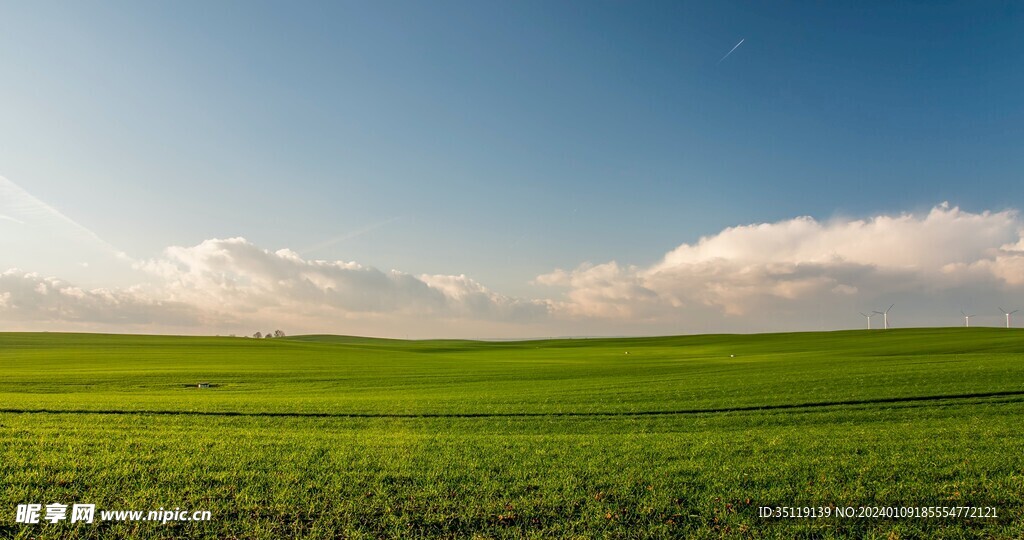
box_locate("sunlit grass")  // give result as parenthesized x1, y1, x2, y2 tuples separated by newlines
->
(1, 328, 1023, 538)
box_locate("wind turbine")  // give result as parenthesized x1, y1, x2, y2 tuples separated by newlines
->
(961, 310, 975, 328)
(858, 312, 874, 330)
(999, 308, 1019, 329)
(873, 304, 894, 330)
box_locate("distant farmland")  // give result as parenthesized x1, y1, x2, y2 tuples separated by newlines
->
(2, 329, 1023, 538)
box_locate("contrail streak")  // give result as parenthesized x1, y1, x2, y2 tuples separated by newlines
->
(717, 38, 745, 64)
(0, 175, 131, 260)
(0, 213, 25, 224)
(300, 216, 403, 255)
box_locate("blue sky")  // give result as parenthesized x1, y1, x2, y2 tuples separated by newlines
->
(2, 1, 1023, 336)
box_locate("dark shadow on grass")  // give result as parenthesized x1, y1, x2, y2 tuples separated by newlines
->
(3, 390, 1024, 419)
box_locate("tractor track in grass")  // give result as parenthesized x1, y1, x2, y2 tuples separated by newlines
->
(2, 390, 1024, 419)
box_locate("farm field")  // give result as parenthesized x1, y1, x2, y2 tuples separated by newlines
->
(2, 328, 1024, 538)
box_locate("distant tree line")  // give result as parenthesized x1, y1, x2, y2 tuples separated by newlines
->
(252, 330, 286, 339)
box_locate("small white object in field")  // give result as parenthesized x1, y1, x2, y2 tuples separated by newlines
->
(729, 354, 735, 358)
(625, 351, 629, 355)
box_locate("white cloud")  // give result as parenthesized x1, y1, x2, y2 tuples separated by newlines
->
(4, 204, 1024, 336)
(0, 270, 201, 327)
(418, 273, 550, 320)
(1, 238, 552, 336)
(537, 204, 1024, 322)
(533, 262, 658, 318)
(135, 237, 550, 321)
(654, 203, 1017, 272)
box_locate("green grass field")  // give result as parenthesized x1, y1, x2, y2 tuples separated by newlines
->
(2, 328, 1024, 538)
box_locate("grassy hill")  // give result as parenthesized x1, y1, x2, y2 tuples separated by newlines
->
(2, 329, 1023, 538)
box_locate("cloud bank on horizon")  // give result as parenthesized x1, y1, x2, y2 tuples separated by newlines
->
(2, 203, 1024, 337)
(536, 203, 1024, 320)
